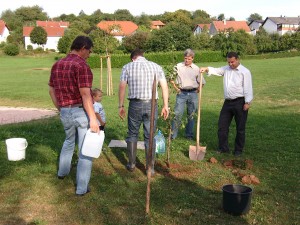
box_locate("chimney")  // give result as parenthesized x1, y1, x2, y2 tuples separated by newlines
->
(223, 19, 226, 25)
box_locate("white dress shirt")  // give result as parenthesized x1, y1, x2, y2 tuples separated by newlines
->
(207, 64, 253, 103)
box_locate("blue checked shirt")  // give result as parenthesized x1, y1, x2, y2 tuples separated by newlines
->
(120, 56, 166, 100)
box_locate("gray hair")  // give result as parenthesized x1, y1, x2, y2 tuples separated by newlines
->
(184, 49, 195, 58)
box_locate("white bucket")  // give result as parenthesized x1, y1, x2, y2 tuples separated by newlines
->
(81, 129, 105, 158)
(5, 138, 28, 161)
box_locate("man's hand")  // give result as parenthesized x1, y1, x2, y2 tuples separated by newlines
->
(200, 67, 208, 73)
(119, 107, 126, 120)
(243, 103, 250, 111)
(89, 118, 99, 133)
(161, 107, 169, 120)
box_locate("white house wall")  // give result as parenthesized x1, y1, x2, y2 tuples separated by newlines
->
(0, 27, 10, 42)
(24, 36, 61, 51)
(263, 19, 279, 34)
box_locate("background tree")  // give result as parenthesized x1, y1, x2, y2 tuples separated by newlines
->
(69, 19, 91, 34)
(88, 9, 104, 26)
(192, 9, 211, 24)
(15, 5, 48, 26)
(122, 31, 150, 52)
(145, 22, 192, 52)
(247, 13, 263, 23)
(291, 29, 300, 50)
(228, 17, 235, 21)
(191, 29, 211, 50)
(30, 26, 47, 47)
(89, 28, 120, 54)
(253, 28, 273, 53)
(53, 13, 77, 23)
(113, 9, 134, 21)
(217, 13, 225, 21)
(57, 28, 85, 53)
(162, 10, 193, 28)
(135, 13, 151, 30)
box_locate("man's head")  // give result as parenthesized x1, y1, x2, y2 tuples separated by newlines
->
(184, 49, 195, 66)
(226, 52, 240, 69)
(70, 36, 93, 59)
(130, 48, 144, 61)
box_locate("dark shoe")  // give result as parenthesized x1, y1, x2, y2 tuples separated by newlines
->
(126, 164, 135, 172)
(216, 149, 230, 154)
(57, 175, 65, 180)
(234, 151, 242, 157)
(76, 187, 91, 197)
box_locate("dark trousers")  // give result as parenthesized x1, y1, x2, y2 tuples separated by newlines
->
(218, 97, 248, 153)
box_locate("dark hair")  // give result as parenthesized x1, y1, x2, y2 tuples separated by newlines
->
(130, 48, 144, 60)
(70, 36, 93, 51)
(227, 52, 239, 59)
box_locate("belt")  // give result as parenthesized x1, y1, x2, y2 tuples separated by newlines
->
(225, 97, 244, 102)
(129, 99, 152, 103)
(61, 103, 83, 108)
(180, 88, 197, 92)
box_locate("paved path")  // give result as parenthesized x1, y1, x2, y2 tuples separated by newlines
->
(0, 106, 58, 125)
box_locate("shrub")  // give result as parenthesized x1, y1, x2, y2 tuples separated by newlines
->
(27, 45, 33, 50)
(0, 41, 6, 49)
(4, 44, 19, 56)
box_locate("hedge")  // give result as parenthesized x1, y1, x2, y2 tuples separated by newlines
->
(87, 51, 224, 69)
(56, 50, 299, 69)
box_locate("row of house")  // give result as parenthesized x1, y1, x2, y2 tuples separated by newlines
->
(194, 16, 300, 36)
(1, 16, 299, 52)
(21, 20, 165, 51)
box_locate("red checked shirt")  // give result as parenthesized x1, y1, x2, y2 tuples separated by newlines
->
(49, 54, 93, 107)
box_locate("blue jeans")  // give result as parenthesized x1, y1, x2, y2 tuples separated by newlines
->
(58, 107, 93, 195)
(126, 100, 157, 169)
(172, 91, 198, 139)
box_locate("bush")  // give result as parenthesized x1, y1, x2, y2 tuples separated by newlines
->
(27, 45, 33, 51)
(0, 42, 6, 49)
(4, 44, 19, 56)
(33, 47, 44, 53)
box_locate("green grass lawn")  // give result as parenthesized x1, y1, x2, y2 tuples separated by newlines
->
(0, 54, 299, 225)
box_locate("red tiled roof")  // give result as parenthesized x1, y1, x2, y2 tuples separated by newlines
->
(97, 21, 138, 36)
(151, 20, 165, 29)
(212, 21, 250, 32)
(0, 20, 9, 35)
(23, 26, 65, 37)
(36, 20, 69, 27)
(198, 24, 211, 29)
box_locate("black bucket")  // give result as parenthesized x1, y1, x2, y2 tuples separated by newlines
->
(222, 184, 253, 216)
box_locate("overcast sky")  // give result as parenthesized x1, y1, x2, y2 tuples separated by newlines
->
(1, 0, 300, 20)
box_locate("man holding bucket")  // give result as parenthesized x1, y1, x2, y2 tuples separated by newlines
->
(49, 36, 99, 196)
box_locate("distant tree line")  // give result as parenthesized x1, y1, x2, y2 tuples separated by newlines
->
(1, 5, 300, 56)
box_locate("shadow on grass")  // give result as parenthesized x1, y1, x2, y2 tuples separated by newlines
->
(1, 108, 299, 224)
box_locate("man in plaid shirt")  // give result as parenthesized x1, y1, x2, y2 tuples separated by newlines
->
(49, 36, 98, 196)
(118, 48, 169, 175)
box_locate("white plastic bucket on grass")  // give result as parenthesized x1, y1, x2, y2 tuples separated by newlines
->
(5, 138, 28, 161)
